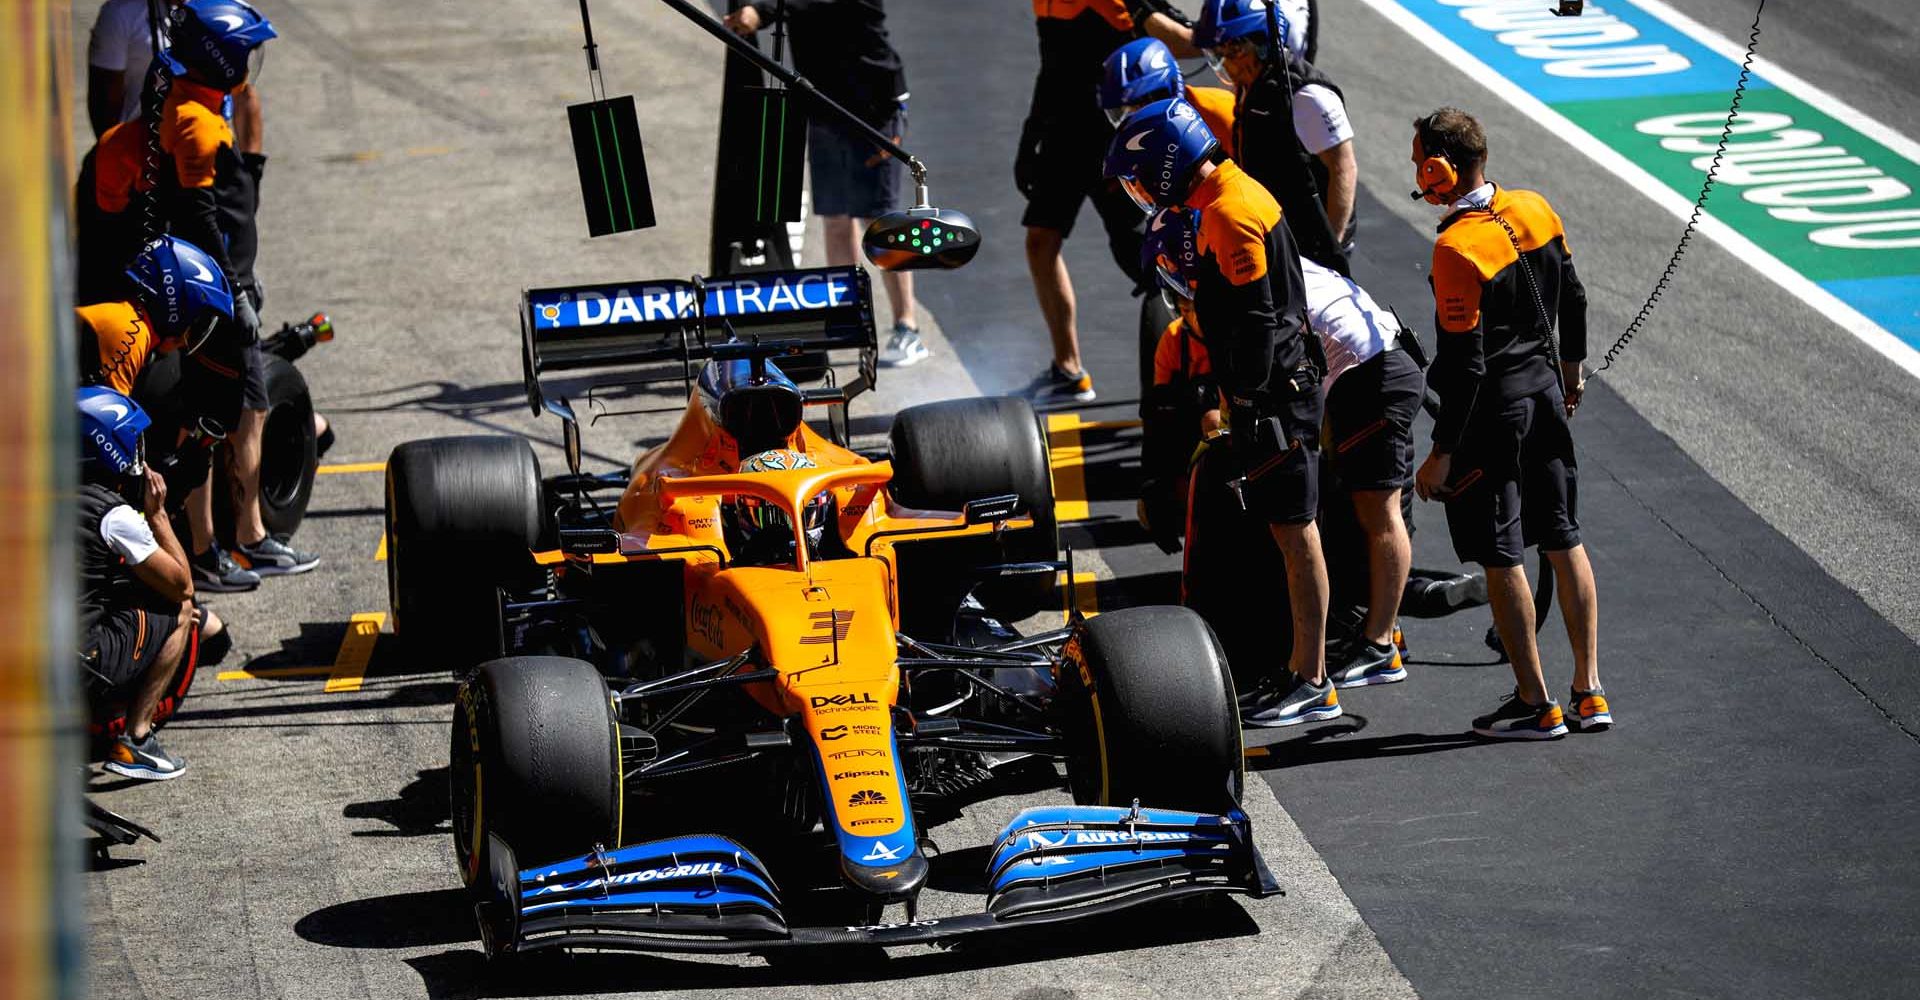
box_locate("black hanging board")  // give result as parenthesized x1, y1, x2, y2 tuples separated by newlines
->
(714, 85, 808, 233)
(568, 95, 656, 237)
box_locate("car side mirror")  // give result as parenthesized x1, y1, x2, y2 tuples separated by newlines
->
(863, 207, 981, 271)
(962, 494, 1023, 524)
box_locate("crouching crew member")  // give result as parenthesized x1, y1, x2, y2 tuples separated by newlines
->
(1408, 107, 1608, 739)
(1134, 206, 1219, 553)
(1195, 0, 1356, 275)
(77, 387, 230, 781)
(1108, 98, 1336, 728)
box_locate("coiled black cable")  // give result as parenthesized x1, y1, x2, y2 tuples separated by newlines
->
(1594, 0, 1765, 373)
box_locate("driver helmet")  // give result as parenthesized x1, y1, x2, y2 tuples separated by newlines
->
(723, 449, 834, 564)
(162, 0, 277, 90)
(125, 235, 233, 354)
(1141, 207, 1202, 299)
(1100, 38, 1184, 126)
(1105, 99, 1219, 211)
(77, 386, 151, 482)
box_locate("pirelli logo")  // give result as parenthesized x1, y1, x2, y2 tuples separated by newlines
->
(800, 610, 855, 644)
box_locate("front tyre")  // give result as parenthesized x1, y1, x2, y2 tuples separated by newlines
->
(451, 656, 622, 887)
(1057, 606, 1243, 813)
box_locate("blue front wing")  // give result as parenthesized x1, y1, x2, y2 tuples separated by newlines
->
(474, 803, 1279, 958)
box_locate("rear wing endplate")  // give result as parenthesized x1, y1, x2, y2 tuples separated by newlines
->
(520, 265, 877, 415)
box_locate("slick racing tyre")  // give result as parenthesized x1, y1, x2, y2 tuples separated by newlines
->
(452, 656, 622, 887)
(386, 436, 544, 667)
(1057, 606, 1243, 814)
(212, 355, 316, 543)
(889, 396, 1059, 632)
(1137, 290, 1178, 403)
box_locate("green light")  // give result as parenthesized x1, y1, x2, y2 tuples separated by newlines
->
(931, 226, 942, 235)
(931, 239, 943, 247)
(912, 239, 921, 247)
(920, 246, 929, 254)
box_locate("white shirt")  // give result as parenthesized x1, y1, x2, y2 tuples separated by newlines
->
(1292, 83, 1353, 156)
(87, 0, 170, 126)
(99, 504, 160, 566)
(1302, 258, 1400, 393)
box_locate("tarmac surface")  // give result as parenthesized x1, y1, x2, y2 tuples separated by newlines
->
(75, 0, 1918, 997)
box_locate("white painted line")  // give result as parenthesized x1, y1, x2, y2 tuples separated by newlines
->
(1630, 0, 1920, 168)
(1352, 0, 1920, 382)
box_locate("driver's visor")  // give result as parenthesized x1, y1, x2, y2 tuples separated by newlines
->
(1118, 175, 1158, 213)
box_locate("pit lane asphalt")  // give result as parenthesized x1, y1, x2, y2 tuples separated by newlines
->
(74, 0, 1919, 997)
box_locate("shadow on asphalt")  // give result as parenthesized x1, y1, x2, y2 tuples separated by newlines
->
(386, 894, 1257, 997)
(1249, 715, 1488, 770)
(345, 766, 452, 838)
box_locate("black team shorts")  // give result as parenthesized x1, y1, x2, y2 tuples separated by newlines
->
(83, 606, 180, 697)
(1440, 383, 1581, 568)
(1326, 349, 1423, 492)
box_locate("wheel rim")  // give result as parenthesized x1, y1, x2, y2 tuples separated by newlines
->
(450, 699, 485, 886)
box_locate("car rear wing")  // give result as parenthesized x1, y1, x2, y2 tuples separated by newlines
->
(520, 265, 877, 416)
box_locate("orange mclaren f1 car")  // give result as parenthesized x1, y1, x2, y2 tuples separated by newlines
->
(383, 264, 1275, 960)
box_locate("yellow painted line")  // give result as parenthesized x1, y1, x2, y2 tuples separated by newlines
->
(1073, 418, 1142, 432)
(323, 612, 387, 693)
(404, 145, 454, 158)
(316, 461, 386, 475)
(1046, 413, 1090, 523)
(1244, 745, 1271, 759)
(216, 666, 333, 682)
(1061, 570, 1099, 618)
(374, 531, 387, 561)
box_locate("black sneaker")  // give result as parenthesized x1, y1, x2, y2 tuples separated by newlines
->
(1241, 673, 1342, 728)
(236, 536, 320, 576)
(1019, 363, 1096, 404)
(192, 545, 261, 592)
(1471, 690, 1568, 740)
(1328, 640, 1406, 689)
(104, 732, 187, 781)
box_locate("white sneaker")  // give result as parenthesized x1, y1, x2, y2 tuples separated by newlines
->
(880, 324, 930, 367)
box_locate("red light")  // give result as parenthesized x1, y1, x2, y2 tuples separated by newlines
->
(920, 221, 931, 229)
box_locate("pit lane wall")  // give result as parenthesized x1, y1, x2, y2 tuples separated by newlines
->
(1360, 0, 1920, 362)
(0, 2, 82, 998)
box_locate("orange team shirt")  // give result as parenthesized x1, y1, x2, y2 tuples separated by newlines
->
(1185, 85, 1237, 159)
(93, 77, 234, 214)
(1153, 316, 1213, 386)
(78, 301, 158, 396)
(1188, 160, 1283, 286)
(1032, 0, 1133, 30)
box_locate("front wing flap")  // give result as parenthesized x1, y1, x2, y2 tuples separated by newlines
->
(484, 803, 1276, 957)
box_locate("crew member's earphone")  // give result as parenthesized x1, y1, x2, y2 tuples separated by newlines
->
(1410, 135, 1459, 205)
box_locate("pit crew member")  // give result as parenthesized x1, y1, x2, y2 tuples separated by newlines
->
(723, 0, 928, 367)
(77, 387, 230, 781)
(1407, 107, 1606, 738)
(1194, 0, 1355, 275)
(1140, 205, 1422, 688)
(1107, 98, 1335, 728)
(1016, 0, 1148, 404)
(1099, 36, 1236, 155)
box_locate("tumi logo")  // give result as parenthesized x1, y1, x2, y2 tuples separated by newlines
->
(827, 747, 885, 760)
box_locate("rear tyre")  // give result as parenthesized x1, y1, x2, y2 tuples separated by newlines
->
(889, 396, 1058, 630)
(451, 656, 621, 887)
(1057, 606, 1243, 813)
(386, 436, 544, 667)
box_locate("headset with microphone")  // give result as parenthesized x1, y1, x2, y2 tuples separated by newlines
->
(1409, 133, 1460, 205)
